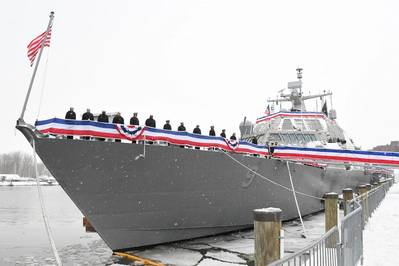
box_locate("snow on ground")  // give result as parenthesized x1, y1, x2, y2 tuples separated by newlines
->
(363, 181, 399, 266)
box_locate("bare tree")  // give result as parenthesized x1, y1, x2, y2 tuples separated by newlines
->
(0, 151, 51, 177)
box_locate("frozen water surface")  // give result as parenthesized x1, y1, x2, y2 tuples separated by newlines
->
(1, 186, 329, 265)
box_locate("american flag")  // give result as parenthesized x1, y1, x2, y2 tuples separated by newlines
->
(27, 28, 52, 66)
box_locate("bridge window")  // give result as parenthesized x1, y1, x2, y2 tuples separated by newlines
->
(282, 119, 294, 130)
(305, 119, 323, 130)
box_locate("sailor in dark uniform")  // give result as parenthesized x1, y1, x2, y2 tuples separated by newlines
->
(65, 107, 76, 139)
(163, 120, 172, 130)
(145, 115, 156, 144)
(193, 125, 201, 134)
(112, 112, 124, 142)
(81, 108, 94, 140)
(82, 108, 94, 121)
(178, 122, 186, 131)
(97, 111, 109, 141)
(145, 115, 156, 128)
(130, 112, 139, 126)
(252, 137, 259, 156)
(209, 126, 215, 136)
(230, 133, 237, 141)
(252, 137, 258, 145)
(129, 112, 139, 143)
(177, 122, 186, 148)
(193, 125, 201, 149)
(220, 129, 226, 138)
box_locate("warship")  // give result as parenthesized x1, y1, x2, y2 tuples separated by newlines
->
(16, 68, 383, 251)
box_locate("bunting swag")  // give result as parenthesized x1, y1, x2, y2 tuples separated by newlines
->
(256, 111, 326, 124)
(34, 118, 399, 166)
(273, 146, 399, 166)
(35, 118, 268, 156)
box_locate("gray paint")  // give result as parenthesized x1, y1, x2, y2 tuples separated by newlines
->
(17, 125, 373, 250)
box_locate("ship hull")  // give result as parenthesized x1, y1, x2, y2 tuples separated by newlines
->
(17, 126, 372, 250)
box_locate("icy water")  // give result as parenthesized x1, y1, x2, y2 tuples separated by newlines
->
(0, 186, 113, 265)
(0, 186, 326, 266)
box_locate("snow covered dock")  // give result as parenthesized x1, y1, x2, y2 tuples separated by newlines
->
(363, 181, 399, 266)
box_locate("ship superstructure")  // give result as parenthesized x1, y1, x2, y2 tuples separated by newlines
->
(240, 68, 355, 150)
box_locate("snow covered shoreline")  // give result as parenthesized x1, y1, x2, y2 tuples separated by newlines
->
(0, 174, 58, 186)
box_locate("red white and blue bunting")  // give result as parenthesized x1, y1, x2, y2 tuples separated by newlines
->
(272, 146, 399, 166)
(35, 118, 268, 156)
(256, 111, 326, 124)
(34, 118, 399, 166)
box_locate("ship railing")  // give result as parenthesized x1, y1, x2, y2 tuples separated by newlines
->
(268, 178, 394, 266)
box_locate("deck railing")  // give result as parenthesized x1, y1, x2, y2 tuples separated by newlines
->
(268, 178, 394, 266)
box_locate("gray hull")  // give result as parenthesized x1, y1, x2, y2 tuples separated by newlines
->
(17, 126, 372, 251)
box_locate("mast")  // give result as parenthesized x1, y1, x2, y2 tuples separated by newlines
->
(19, 11, 54, 122)
(267, 68, 332, 112)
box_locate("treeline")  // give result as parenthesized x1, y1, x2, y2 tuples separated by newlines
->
(0, 151, 51, 177)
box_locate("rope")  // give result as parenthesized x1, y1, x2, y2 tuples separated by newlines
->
(114, 252, 165, 266)
(286, 161, 307, 237)
(222, 151, 325, 201)
(32, 139, 62, 265)
(36, 47, 51, 120)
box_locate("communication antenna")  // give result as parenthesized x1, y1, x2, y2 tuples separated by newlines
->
(296, 67, 303, 80)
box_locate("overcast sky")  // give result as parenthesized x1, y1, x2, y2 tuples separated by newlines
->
(1, 0, 399, 153)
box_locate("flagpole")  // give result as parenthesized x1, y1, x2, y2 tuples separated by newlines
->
(19, 11, 54, 122)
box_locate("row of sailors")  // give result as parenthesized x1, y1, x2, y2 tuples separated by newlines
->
(65, 108, 238, 140)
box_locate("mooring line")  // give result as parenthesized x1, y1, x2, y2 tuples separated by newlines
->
(32, 139, 62, 265)
(222, 151, 325, 201)
(286, 161, 307, 238)
(114, 252, 165, 266)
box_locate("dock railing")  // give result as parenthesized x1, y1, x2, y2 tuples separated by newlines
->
(268, 178, 394, 266)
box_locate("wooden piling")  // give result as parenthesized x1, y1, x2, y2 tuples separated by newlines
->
(343, 188, 353, 216)
(254, 207, 282, 266)
(83, 217, 96, 232)
(358, 184, 369, 223)
(324, 192, 338, 248)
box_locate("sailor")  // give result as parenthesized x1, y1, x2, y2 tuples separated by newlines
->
(177, 122, 186, 148)
(178, 122, 186, 131)
(193, 125, 201, 150)
(145, 115, 156, 128)
(193, 125, 201, 135)
(65, 107, 76, 120)
(163, 120, 172, 130)
(130, 112, 139, 126)
(65, 107, 76, 139)
(81, 108, 94, 140)
(145, 115, 156, 144)
(97, 111, 109, 141)
(130, 112, 139, 144)
(230, 133, 237, 141)
(209, 126, 216, 136)
(112, 112, 124, 142)
(220, 129, 226, 138)
(82, 108, 94, 121)
(252, 137, 259, 157)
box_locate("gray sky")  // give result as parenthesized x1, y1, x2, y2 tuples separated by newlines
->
(1, 0, 399, 153)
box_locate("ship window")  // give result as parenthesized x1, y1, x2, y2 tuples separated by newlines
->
(282, 119, 294, 130)
(294, 119, 305, 130)
(270, 119, 281, 130)
(310, 134, 317, 141)
(305, 119, 323, 130)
